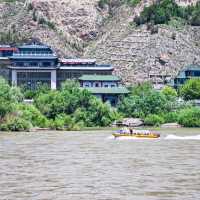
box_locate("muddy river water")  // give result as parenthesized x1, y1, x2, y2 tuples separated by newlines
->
(0, 128, 200, 200)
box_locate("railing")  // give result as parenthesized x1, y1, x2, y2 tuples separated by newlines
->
(12, 53, 57, 57)
(60, 64, 112, 68)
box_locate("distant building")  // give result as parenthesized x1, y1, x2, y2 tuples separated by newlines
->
(0, 43, 129, 105)
(6, 44, 113, 90)
(0, 45, 17, 65)
(169, 64, 200, 89)
(79, 75, 129, 106)
(9, 44, 58, 90)
(57, 58, 113, 88)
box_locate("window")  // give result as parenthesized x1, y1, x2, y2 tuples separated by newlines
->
(43, 62, 51, 67)
(29, 62, 38, 67)
(85, 84, 89, 87)
(95, 83, 100, 87)
(104, 85, 108, 87)
(17, 62, 24, 66)
(111, 84, 116, 87)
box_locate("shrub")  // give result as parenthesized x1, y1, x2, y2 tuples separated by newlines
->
(126, 0, 141, 7)
(162, 86, 177, 98)
(52, 114, 74, 130)
(0, 117, 32, 132)
(17, 104, 49, 128)
(118, 83, 171, 118)
(178, 107, 200, 127)
(180, 79, 200, 100)
(162, 112, 179, 123)
(144, 114, 165, 126)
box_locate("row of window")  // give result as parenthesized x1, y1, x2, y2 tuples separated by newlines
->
(18, 51, 53, 55)
(84, 84, 117, 88)
(14, 62, 55, 67)
(17, 72, 51, 79)
(185, 70, 200, 77)
(57, 71, 111, 79)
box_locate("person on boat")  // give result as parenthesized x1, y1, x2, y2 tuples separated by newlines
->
(129, 128, 133, 135)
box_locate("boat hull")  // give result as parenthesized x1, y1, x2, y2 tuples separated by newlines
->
(112, 133, 160, 139)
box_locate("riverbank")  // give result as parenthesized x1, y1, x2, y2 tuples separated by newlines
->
(1, 127, 200, 136)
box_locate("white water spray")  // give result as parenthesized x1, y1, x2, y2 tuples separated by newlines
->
(165, 134, 200, 140)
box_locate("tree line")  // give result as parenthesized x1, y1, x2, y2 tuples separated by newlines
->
(1, 76, 200, 131)
(134, 0, 200, 26)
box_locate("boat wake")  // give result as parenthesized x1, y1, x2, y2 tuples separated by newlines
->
(165, 134, 200, 140)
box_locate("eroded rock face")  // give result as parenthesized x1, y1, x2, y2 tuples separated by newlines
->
(85, 4, 200, 85)
(0, 0, 200, 84)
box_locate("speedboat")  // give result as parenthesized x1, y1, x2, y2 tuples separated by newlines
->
(113, 128, 160, 139)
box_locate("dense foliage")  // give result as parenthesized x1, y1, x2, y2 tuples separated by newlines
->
(118, 83, 177, 118)
(0, 78, 120, 131)
(34, 81, 119, 128)
(117, 82, 200, 127)
(178, 107, 200, 127)
(1, 76, 200, 131)
(134, 0, 200, 26)
(179, 79, 200, 100)
(144, 114, 165, 126)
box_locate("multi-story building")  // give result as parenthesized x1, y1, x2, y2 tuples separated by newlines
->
(57, 58, 113, 88)
(0, 43, 129, 105)
(79, 75, 129, 106)
(5, 43, 113, 90)
(169, 64, 200, 88)
(9, 44, 58, 89)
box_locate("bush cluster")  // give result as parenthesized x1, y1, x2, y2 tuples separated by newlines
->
(1, 75, 200, 131)
(0, 77, 120, 131)
(118, 83, 178, 118)
(34, 81, 120, 129)
(134, 0, 200, 26)
(117, 83, 200, 127)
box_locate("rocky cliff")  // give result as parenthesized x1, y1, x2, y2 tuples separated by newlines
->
(0, 0, 200, 85)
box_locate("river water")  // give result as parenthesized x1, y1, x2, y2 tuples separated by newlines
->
(0, 128, 200, 200)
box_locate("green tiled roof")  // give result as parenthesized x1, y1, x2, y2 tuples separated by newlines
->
(85, 87, 129, 94)
(79, 75, 120, 81)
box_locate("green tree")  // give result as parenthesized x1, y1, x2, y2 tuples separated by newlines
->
(178, 107, 200, 127)
(0, 77, 23, 119)
(161, 86, 177, 99)
(180, 79, 200, 100)
(35, 80, 119, 127)
(118, 83, 170, 118)
(144, 114, 165, 126)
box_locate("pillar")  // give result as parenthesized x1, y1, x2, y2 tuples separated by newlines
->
(11, 70, 17, 86)
(51, 70, 57, 90)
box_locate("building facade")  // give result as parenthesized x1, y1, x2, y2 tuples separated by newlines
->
(79, 75, 129, 106)
(57, 59, 113, 88)
(3, 44, 114, 89)
(0, 43, 129, 105)
(8, 44, 58, 89)
(0, 45, 18, 80)
(169, 64, 200, 88)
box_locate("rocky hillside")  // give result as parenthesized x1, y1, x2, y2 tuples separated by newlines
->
(0, 0, 200, 85)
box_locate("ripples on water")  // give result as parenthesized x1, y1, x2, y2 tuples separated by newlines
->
(0, 129, 200, 200)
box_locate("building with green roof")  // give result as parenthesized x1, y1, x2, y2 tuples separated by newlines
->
(79, 75, 129, 106)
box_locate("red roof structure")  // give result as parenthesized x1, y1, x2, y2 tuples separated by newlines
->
(0, 47, 18, 52)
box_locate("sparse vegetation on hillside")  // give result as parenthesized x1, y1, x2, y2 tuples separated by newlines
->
(98, 0, 141, 9)
(134, 0, 200, 26)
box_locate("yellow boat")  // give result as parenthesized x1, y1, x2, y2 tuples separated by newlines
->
(113, 128, 160, 139)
